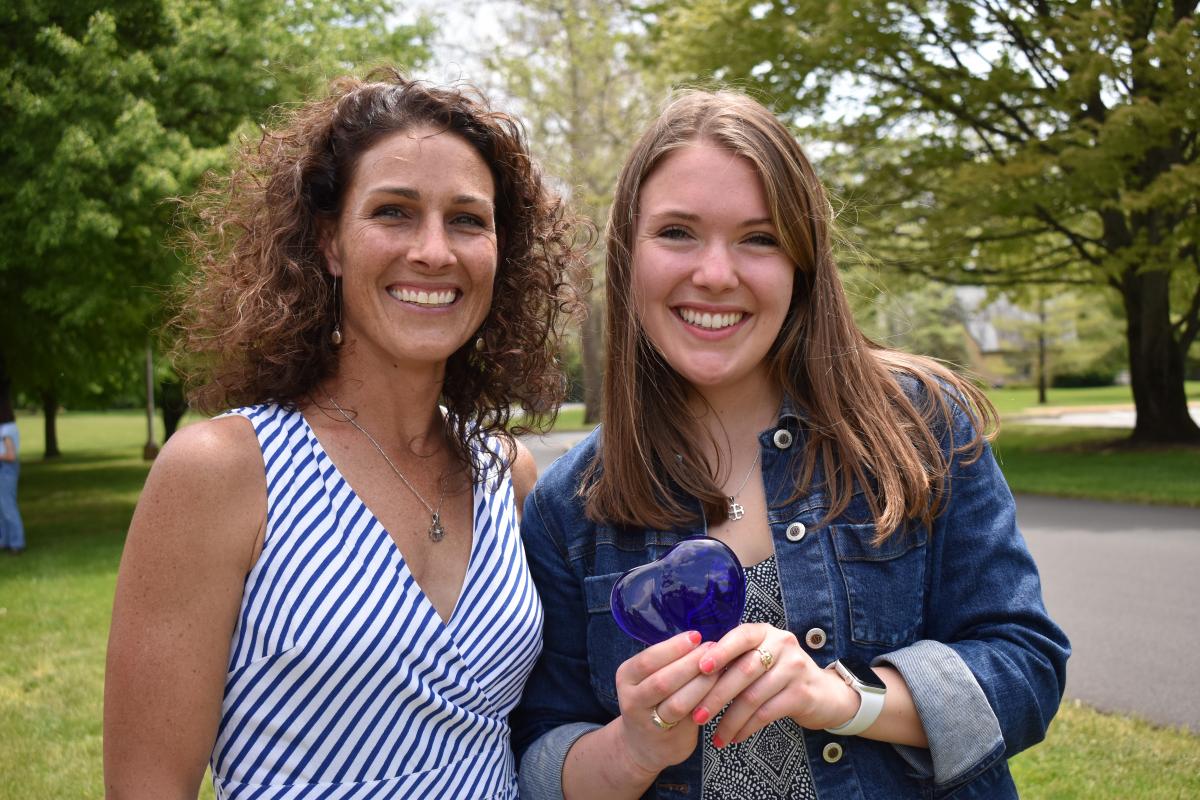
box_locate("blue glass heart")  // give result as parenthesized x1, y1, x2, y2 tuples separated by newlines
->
(610, 537, 746, 645)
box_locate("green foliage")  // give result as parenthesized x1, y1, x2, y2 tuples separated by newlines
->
(849, 273, 973, 367)
(487, 0, 669, 423)
(989, 287, 1127, 387)
(0, 0, 430, 414)
(651, 0, 1200, 440)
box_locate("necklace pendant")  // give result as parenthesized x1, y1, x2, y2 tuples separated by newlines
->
(428, 512, 445, 542)
(728, 498, 745, 521)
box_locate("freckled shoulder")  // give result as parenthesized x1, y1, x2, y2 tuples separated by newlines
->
(132, 414, 267, 570)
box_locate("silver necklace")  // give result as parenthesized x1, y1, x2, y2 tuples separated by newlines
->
(726, 450, 761, 521)
(324, 392, 447, 542)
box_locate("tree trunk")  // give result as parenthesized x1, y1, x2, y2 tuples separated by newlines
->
(160, 377, 188, 440)
(1037, 295, 1047, 405)
(41, 388, 60, 459)
(581, 286, 603, 425)
(1121, 269, 1200, 444)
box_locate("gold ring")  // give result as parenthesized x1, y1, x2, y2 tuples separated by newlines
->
(651, 705, 678, 730)
(757, 646, 775, 671)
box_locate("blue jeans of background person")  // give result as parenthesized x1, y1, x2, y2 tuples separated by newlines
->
(0, 461, 25, 551)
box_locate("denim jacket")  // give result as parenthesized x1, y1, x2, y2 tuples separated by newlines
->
(511, 397, 1069, 799)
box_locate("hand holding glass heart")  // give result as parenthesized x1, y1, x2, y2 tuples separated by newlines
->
(610, 538, 747, 645)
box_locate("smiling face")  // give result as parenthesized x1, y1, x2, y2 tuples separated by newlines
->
(632, 142, 794, 399)
(322, 125, 498, 374)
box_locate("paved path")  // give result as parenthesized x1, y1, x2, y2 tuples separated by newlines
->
(520, 431, 1200, 732)
(1016, 495, 1199, 732)
(1017, 403, 1200, 428)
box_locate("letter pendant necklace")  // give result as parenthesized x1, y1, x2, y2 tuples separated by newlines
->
(325, 392, 447, 542)
(726, 451, 761, 522)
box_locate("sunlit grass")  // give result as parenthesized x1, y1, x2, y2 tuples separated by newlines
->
(1011, 700, 1200, 799)
(985, 381, 1200, 418)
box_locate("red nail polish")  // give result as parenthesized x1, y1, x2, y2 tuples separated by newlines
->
(699, 656, 715, 673)
(692, 707, 710, 725)
(712, 734, 725, 749)
(687, 631, 702, 645)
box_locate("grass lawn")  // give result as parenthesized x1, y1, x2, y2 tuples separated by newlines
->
(993, 425, 1200, 507)
(2, 409, 1198, 797)
(1010, 700, 1200, 799)
(985, 381, 1200, 418)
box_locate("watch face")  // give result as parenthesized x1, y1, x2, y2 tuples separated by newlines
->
(840, 657, 887, 691)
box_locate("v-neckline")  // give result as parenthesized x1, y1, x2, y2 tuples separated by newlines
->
(298, 408, 481, 628)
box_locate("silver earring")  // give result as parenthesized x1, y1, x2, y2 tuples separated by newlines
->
(474, 336, 485, 352)
(330, 276, 343, 346)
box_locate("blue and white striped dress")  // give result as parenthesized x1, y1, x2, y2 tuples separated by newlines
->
(210, 403, 543, 799)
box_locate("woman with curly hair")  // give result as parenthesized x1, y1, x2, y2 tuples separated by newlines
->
(104, 69, 586, 799)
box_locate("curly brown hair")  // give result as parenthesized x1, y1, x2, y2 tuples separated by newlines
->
(175, 68, 588, 471)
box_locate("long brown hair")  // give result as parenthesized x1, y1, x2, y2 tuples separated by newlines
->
(586, 90, 996, 541)
(175, 68, 588, 472)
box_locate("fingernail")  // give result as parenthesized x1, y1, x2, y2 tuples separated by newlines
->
(687, 631, 702, 645)
(712, 734, 725, 749)
(699, 656, 716, 674)
(692, 707, 710, 725)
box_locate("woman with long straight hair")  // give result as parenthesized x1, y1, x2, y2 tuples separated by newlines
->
(511, 90, 1068, 799)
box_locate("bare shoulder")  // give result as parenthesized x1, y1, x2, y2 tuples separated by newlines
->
(105, 414, 266, 790)
(150, 414, 262, 481)
(132, 414, 266, 568)
(508, 438, 539, 516)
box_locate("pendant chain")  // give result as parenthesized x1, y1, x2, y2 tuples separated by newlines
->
(725, 450, 761, 522)
(324, 392, 447, 542)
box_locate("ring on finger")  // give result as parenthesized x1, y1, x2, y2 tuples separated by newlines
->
(651, 705, 678, 731)
(757, 646, 775, 672)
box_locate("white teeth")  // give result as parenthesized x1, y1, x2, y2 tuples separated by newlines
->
(389, 288, 457, 306)
(678, 307, 744, 330)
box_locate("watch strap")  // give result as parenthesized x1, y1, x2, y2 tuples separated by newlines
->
(824, 661, 887, 737)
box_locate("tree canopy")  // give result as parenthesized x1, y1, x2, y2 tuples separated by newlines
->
(489, 0, 666, 423)
(0, 0, 430, 452)
(653, 0, 1199, 443)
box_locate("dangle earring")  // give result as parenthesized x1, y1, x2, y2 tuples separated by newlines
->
(470, 332, 487, 371)
(330, 276, 343, 346)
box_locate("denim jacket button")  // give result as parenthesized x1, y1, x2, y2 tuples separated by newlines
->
(785, 522, 806, 542)
(822, 742, 844, 763)
(805, 628, 827, 649)
(772, 429, 794, 449)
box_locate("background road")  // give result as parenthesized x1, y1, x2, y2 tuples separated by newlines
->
(520, 431, 1200, 732)
(1017, 495, 1199, 732)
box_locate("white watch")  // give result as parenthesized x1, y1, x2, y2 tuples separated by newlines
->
(824, 658, 887, 736)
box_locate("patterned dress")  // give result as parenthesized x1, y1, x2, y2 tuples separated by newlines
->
(209, 404, 543, 799)
(703, 556, 816, 800)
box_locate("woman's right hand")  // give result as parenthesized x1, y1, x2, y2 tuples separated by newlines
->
(611, 630, 721, 777)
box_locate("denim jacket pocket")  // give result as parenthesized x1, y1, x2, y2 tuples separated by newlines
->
(831, 523, 928, 647)
(583, 571, 642, 710)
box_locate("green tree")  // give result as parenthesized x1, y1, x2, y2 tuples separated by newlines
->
(854, 279, 973, 368)
(653, 0, 1200, 444)
(0, 0, 430, 455)
(489, 0, 665, 423)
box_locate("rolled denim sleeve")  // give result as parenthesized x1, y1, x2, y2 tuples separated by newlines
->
(875, 640, 1003, 784)
(511, 478, 612, 800)
(884, 401, 1070, 789)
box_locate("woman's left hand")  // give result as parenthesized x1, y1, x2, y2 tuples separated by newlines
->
(691, 623, 859, 747)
